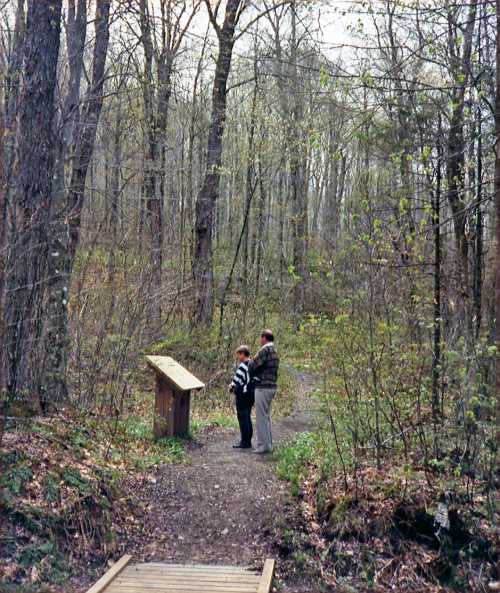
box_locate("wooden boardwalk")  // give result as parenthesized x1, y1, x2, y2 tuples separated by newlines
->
(86, 555, 275, 593)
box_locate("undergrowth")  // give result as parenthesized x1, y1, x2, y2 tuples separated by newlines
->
(0, 410, 188, 590)
(272, 311, 499, 592)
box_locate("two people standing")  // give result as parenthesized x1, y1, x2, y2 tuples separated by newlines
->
(229, 329, 279, 454)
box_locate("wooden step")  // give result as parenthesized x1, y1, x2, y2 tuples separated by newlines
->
(86, 556, 275, 593)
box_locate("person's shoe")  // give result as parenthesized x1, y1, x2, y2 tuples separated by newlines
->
(233, 443, 252, 449)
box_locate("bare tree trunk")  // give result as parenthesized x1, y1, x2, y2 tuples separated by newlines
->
(445, 0, 477, 328)
(255, 159, 267, 296)
(0, 102, 6, 403)
(324, 113, 339, 243)
(432, 119, 443, 449)
(4, 0, 62, 410)
(277, 170, 286, 286)
(242, 73, 258, 306)
(66, 0, 111, 268)
(267, 8, 288, 287)
(43, 0, 111, 407)
(4, 0, 25, 173)
(337, 151, 347, 236)
(473, 16, 484, 339)
(494, 0, 500, 445)
(289, 1, 308, 312)
(186, 34, 208, 289)
(139, 0, 162, 324)
(107, 98, 123, 283)
(52, 0, 87, 209)
(192, 0, 243, 325)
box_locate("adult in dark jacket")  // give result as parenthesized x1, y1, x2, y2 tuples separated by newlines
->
(248, 329, 279, 454)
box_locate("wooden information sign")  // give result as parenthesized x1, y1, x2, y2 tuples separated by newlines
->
(145, 355, 205, 438)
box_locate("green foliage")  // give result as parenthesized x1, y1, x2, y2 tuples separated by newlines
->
(42, 472, 60, 503)
(276, 432, 320, 494)
(61, 467, 91, 493)
(16, 542, 68, 586)
(132, 436, 187, 470)
(0, 456, 33, 500)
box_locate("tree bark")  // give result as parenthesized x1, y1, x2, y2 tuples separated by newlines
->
(445, 0, 478, 323)
(324, 111, 339, 243)
(432, 119, 443, 439)
(192, 0, 243, 325)
(255, 159, 267, 296)
(139, 0, 163, 325)
(242, 73, 258, 303)
(4, 0, 25, 174)
(494, 0, 500, 445)
(0, 100, 6, 403)
(43, 0, 111, 407)
(52, 0, 87, 209)
(473, 14, 484, 339)
(4, 0, 62, 409)
(290, 2, 308, 312)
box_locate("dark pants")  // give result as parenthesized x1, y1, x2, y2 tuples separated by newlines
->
(236, 392, 254, 446)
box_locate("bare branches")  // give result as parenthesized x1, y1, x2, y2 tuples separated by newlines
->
(204, 0, 222, 37)
(234, 0, 290, 41)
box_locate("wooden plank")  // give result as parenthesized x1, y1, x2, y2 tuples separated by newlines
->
(85, 555, 132, 593)
(146, 356, 205, 391)
(114, 574, 258, 584)
(117, 571, 260, 583)
(111, 580, 257, 591)
(257, 559, 275, 593)
(106, 586, 257, 593)
(107, 582, 257, 592)
(134, 563, 256, 571)
(105, 580, 254, 593)
(118, 575, 259, 584)
(124, 566, 259, 577)
(130, 564, 257, 574)
(173, 389, 191, 435)
(106, 589, 255, 593)
(154, 374, 174, 438)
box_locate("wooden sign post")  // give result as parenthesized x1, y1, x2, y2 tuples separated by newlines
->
(145, 355, 205, 439)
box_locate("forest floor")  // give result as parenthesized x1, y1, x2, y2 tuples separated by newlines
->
(3, 365, 497, 593)
(74, 371, 321, 593)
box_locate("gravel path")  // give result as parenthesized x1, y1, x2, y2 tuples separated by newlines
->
(135, 372, 318, 590)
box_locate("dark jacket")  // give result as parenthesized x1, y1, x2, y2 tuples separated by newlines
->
(248, 342, 279, 388)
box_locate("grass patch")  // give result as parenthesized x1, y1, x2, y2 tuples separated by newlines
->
(275, 432, 319, 495)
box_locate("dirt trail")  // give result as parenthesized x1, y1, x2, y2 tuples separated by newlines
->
(135, 372, 318, 589)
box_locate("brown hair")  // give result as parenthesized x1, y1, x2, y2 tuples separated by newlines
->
(261, 329, 274, 342)
(236, 344, 250, 356)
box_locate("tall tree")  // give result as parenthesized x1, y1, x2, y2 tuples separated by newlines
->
(192, 0, 245, 325)
(445, 0, 478, 326)
(44, 0, 112, 406)
(0, 88, 6, 402)
(139, 0, 200, 325)
(289, 0, 308, 311)
(4, 0, 25, 173)
(495, 0, 500, 442)
(4, 0, 62, 408)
